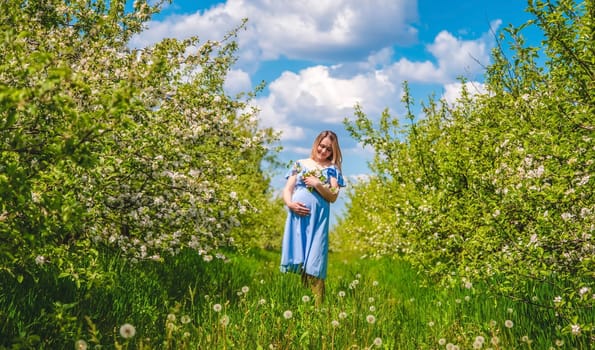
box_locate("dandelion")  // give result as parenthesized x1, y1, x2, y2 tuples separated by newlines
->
(302, 295, 311, 303)
(220, 315, 230, 327)
(474, 335, 485, 344)
(373, 337, 382, 346)
(446, 343, 455, 350)
(241, 285, 249, 294)
(74, 339, 88, 350)
(472, 340, 483, 349)
(338, 311, 347, 319)
(372, 280, 379, 286)
(366, 315, 376, 324)
(504, 320, 513, 328)
(464, 295, 471, 302)
(338, 291, 346, 298)
(579, 287, 590, 296)
(491, 336, 500, 345)
(554, 296, 562, 304)
(258, 298, 266, 305)
(369, 306, 376, 312)
(167, 313, 176, 322)
(507, 308, 514, 314)
(283, 310, 293, 319)
(119, 323, 136, 339)
(438, 338, 447, 345)
(455, 298, 462, 304)
(428, 321, 435, 327)
(331, 320, 339, 328)
(213, 303, 222, 312)
(180, 315, 191, 324)
(368, 297, 375, 303)
(464, 281, 473, 289)
(555, 339, 564, 347)
(203, 255, 213, 262)
(571, 324, 581, 335)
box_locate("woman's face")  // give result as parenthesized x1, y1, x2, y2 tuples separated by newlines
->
(315, 136, 333, 162)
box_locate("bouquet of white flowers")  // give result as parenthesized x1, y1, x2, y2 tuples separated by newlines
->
(302, 169, 328, 192)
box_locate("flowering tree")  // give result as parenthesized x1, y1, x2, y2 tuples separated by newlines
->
(0, 0, 282, 278)
(339, 0, 593, 338)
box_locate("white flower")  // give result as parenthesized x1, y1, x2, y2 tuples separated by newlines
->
(366, 315, 376, 324)
(554, 296, 562, 304)
(220, 315, 230, 327)
(438, 338, 446, 345)
(571, 324, 581, 335)
(119, 323, 136, 339)
(504, 320, 514, 328)
(338, 311, 347, 319)
(258, 298, 266, 305)
(213, 304, 222, 312)
(35, 255, 47, 265)
(561, 212, 574, 221)
(74, 339, 88, 350)
(373, 337, 382, 346)
(331, 320, 339, 328)
(241, 286, 249, 294)
(302, 295, 311, 303)
(283, 310, 293, 319)
(338, 291, 346, 298)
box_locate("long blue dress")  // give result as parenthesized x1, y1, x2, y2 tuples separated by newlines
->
(280, 160, 345, 280)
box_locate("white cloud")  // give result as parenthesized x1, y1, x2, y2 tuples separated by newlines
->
(131, 0, 418, 66)
(383, 21, 500, 84)
(224, 69, 252, 96)
(441, 81, 487, 106)
(254, 65, 398, 140)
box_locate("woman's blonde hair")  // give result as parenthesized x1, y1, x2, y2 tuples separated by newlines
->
(310, 130, 343, 171)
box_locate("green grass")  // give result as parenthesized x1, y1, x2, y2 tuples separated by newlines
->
(0, 247, 592, 349)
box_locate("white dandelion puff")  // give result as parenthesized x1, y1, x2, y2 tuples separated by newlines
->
(74, 340, 88, 350)
(119, 323, 136, 339)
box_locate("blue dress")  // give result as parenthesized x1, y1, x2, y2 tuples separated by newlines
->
(280, 160, 345, 280)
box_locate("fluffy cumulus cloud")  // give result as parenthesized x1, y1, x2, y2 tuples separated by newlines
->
(131, 0, 419, 64)
(256, 65, 397, 141)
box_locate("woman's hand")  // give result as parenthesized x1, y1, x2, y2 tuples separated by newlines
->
(288, 201, 310, 216)
(303, 175, 323, 189)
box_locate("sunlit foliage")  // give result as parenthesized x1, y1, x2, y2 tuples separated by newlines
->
(339, 0, 594, 338)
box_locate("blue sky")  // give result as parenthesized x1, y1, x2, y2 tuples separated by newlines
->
(131, 0, 542, 221)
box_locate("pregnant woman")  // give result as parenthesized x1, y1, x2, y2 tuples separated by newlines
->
(280, 130, 345, 305)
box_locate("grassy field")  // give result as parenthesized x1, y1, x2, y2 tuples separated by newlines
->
(1, 247, 592, 349)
